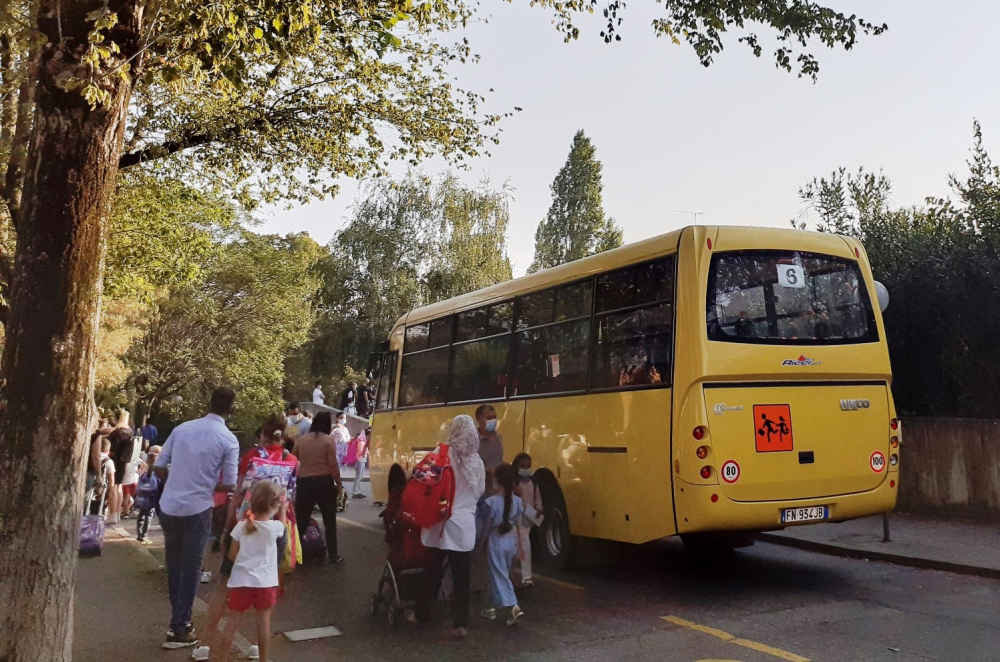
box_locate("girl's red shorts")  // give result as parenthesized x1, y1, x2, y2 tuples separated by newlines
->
(226, 587, 278, 612)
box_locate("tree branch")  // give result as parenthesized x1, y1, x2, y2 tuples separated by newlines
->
(4, 54, 37, 232)
(118, 131, 216, 168)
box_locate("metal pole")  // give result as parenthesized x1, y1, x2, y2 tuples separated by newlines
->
(882, 512, 891, 543)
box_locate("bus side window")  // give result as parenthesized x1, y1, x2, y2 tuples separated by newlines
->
(376, 352, 398, 411)
(450, 301, 513, 402)
(512, 280, 592, 396)
(592, 256, 675, 390)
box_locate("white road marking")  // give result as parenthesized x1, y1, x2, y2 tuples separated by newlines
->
(283, 626, 343, 642)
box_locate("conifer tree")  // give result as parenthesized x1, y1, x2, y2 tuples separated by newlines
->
(529, 130, 623, 273)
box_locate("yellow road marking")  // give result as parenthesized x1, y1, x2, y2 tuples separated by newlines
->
(662, 615, 735, 641)
(731, 639, 809, 662)
(662, 615, 810, 662)
(531, 573, 586, 592)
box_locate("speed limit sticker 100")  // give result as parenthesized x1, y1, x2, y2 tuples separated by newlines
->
(720, 460, 741, 484)
(870, 451, 886, 473)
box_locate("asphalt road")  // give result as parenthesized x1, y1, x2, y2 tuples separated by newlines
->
(254, 491, 999, 662)
(74, 483, 1000, 662)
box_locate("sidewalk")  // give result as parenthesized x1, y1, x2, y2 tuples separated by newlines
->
(759, 512, 1000, 579)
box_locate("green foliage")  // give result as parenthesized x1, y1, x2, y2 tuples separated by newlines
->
(304, 172, 512, 383)
(529, 130, 622, 274)
(125, 230, 322, 431)
(797, 122, 1000, 417)
(105, 171, 243, 301)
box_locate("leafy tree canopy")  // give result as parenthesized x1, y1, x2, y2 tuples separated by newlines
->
(797, 122, 1000, 417)
(303, 172, 512, 384)
(125, 230, 323, 431)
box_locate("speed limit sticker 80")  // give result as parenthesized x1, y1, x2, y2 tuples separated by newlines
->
(870, 451, 886, 473)
(720, 460, 741, 483)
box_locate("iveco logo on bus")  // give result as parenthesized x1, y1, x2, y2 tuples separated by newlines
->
(840, 399, 871, 411)
(782, 355, 822, 367)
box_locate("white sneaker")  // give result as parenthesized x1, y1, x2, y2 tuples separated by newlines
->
(190, 645, 210, 661)
(245, 644, 260, 660)
(200, 571, 212, 584)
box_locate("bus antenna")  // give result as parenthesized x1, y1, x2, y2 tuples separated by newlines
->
(675, 210, 705, 226)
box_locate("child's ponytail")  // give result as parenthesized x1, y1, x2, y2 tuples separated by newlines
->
(495, 463, 516, 535)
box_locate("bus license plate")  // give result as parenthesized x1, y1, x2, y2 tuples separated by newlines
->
(781, 506, 828, 523)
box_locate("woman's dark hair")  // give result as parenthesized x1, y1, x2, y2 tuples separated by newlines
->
(494, 463, 516, 535)
(512, 453, 532, 471)
(310, 411, 333, 435)
(388, 464, 407, 493)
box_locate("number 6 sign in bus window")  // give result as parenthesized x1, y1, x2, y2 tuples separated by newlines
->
(777, 264, 805, 289)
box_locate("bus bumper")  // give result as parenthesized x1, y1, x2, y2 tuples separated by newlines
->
(674, 475, 898, 535)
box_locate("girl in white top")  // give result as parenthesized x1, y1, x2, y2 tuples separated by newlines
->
(212, 481, 287, 662)
(413, 414, 486, 639)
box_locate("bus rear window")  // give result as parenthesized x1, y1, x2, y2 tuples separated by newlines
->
(707, 250, 878, 345)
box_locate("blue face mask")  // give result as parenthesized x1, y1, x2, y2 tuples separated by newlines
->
(337, 419, 346, 427)
(485, 419, 498, 433)
(518, 469, 532, 480)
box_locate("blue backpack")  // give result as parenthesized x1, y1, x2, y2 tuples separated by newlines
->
(134, 471, 160, 512)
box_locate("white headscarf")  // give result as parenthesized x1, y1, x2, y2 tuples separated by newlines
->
(446, 414, 485, 497)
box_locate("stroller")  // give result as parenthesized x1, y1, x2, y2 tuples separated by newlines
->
(369, 486, 431, 625)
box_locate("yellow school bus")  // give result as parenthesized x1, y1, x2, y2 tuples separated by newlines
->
(367, 226, 899, 567)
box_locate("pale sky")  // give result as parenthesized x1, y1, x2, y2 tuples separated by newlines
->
(258, 0, 1000, 277)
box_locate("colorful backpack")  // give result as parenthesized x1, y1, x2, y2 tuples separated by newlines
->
(133, 471, 160, 512)
(401, 444, 456, 529)
(235, 447, 297, 523)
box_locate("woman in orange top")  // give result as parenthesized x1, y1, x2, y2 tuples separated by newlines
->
(291, 412, 344, 565)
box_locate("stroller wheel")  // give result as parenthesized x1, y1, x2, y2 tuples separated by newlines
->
(387, 607, 398, 627)
(369, 592, 380, 616)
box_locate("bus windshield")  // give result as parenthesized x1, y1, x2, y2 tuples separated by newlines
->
(707, 250, 878, 345)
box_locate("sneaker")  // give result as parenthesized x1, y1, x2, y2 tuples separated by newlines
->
(329, 556, 345, 566)
(520, 580, 534, 589)
(163, 630, 199, 649)
(352, 494, 367, 499)
(141, 538, 153, 546)
(479, 608, 497, 621)
(200, 571, 212, 584)
(506, 605, 524, 626)
(190, 645, 210, 661)
(245, 644, 260, 660)
(451, 627, 468, 640)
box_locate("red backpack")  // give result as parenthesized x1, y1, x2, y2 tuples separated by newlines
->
(401, 444, 456, 529)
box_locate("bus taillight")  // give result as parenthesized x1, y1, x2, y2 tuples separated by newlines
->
(693, 426, 706, 440)
(890, 418, 899, 430)
(700, 466, 712, 479)
(696, 445, 709, 460)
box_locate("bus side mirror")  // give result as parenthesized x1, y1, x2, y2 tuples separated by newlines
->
(874, 281, 890, 313)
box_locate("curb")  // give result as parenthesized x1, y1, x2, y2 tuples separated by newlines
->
(758, 533, 1000, 580)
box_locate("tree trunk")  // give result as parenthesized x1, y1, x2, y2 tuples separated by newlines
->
(0, 2, 141, 659)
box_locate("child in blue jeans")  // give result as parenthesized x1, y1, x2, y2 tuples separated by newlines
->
(478, 463, 524, 626)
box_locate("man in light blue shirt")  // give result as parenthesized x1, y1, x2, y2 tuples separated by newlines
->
(154, 387, 239, 649)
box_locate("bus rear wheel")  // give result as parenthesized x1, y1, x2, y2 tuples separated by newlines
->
(536, 478, 574, 570)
